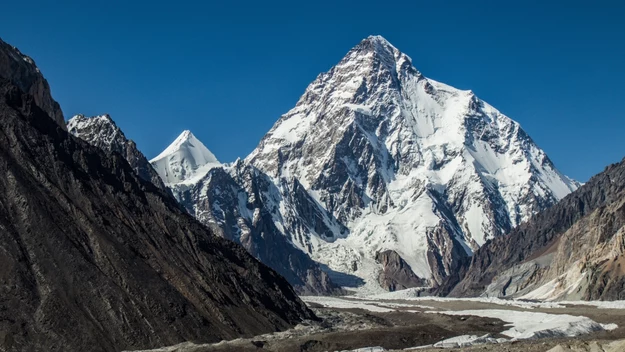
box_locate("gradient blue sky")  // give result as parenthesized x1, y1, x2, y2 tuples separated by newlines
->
(1, 0, 623, 181)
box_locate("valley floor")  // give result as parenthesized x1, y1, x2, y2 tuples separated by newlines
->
(129, 293, 625, 352)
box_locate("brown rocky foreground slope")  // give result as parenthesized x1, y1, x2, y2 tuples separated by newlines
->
(441, 155, 625, 300)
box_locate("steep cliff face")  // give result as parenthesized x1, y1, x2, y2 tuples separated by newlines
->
(0, 62, 313, 352)
(446, 158, 625, 300)
(0, 38, 64, 128)
(375, 250, 428, 291)
(67, 114, 169, 193)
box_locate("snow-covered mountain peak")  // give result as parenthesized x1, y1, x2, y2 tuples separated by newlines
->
(150, 130, 220, 185)
(356, 35, 409, 61)
(244, 36, 579, 290)
(69, 113, 113, 122)
(152, 130, 207, 160)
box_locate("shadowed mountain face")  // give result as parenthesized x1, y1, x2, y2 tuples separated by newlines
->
(0, 38, 64, 128)
(0, 41, 313, 352)
(443, 157, 625, 300)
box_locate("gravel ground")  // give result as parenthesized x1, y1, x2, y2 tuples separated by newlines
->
(128, 299, 625, 352)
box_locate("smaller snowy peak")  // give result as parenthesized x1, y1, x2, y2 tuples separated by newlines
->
(151, 130, 218, 164)
(150, 130, 221, 185)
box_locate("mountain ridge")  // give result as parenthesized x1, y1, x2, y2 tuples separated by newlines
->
(0, 37, 65, 128)
(68, 114, 170, 193)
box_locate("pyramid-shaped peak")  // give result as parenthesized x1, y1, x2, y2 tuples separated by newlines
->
(178, 129, 193, 140)
(163, 130, 199, 151)
(150, 130, 219, 164)
(150, 130, 220, 184)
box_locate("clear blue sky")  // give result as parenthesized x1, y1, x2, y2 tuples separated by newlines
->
(1, 0, 623, 181)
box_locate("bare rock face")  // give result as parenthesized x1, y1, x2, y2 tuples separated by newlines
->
(0, 38, 65, 128)
(375, 250, 427, 291)
(67, 114, 169, 193)
(444, 157, 625, 300)
(0, 76, 314, 351)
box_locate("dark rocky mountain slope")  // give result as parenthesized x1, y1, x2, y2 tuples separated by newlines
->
(0, 41, 313, 352)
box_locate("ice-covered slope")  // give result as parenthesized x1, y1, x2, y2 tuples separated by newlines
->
(172, 160, 344, 294)
(245, 35, 578, 290)
(150, 130, 221, 185)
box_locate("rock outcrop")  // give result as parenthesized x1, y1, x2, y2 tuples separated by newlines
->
(0, 38, 64, 128)
(375, 250, 427, 291)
